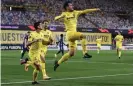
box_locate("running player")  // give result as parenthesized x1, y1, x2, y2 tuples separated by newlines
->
(96, 38, 102, 54)
(23, 22, 45, 84)
(40, 20, 53, 80)
(28, 22, 44, 84)
(55, 34, 66, 57)
(114, 31, 124, 59)
(22, 21, 52, 81)
(54, 1, 100, 71)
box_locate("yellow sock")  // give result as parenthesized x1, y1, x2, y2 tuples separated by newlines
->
(41, 63, 47, 77)
(33, 69, 39, 81)
(118, 51, 121, 57)
(97, 49, 100, 54)
(81, 39, 87, 55)
(58, 53, 70, 64)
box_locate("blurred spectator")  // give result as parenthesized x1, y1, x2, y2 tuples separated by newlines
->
(1, 0, 133, 29)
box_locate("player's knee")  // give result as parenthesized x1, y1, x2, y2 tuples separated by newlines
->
(34, 69, 39, 73)
(34, 63, 41, 71)
(69, 50, 75, 56)
(69, 52, 74, 56)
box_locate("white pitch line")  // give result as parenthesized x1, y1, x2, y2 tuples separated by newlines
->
(47, 60, 133, 66)
(2, 73, 133, 85)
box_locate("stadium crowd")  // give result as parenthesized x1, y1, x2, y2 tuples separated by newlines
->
(1, 0, 133, 29)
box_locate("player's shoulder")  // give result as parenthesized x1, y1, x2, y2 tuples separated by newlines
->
(49, 30, 52, 33)
(62, 11, 65, 14)
(74, 10, 79, 12)
(116, 35, 119, 37)
(30, 31, 36, 35)
(121, 35, 124, 37)
(74, 10, 82, 13)
(121, 35, 124, 38)
(46, 30, 52, 33)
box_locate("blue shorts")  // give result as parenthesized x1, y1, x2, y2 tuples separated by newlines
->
(59, 46, 64, 50)
(22, 44, 29, 52)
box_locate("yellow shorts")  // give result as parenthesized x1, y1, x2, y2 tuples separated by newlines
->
(66, 31, 82, 41)
(116, 43, 122, 49)
(66, 31, 82, 49)
(40, 46, 48, 56)
(28, 50, 41, 64)
(68, 41, 78, 49)
(97, 44, 101, 48)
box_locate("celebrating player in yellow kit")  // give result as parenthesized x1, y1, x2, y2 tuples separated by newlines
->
(96, 38, 102, 54)
(114, 31, 124, 59)
(27, 22, 44, 85)
(54, 1, 100, 71)
(22, 21, 52, 83)
(40, 20, 53, 80)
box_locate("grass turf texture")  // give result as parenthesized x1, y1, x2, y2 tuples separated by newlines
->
(1, 50, 133, 86)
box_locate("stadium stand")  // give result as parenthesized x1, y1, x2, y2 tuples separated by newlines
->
(1, 0, 133, 29)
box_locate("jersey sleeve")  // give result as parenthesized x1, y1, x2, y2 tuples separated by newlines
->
(55, 12, 65, 20)
(76, 9, 99, 16)
(114, 36, 118, 40)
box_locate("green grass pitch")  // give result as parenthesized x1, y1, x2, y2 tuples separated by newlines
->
(1, 50, 133, 86)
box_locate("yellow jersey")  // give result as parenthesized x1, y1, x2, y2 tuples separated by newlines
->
(28, 31, 43, 51)
(41, 29, 53, 42)
(55, 9, 96, 32)
(115, 35, 124, 44)
(96, 38, 102, 44)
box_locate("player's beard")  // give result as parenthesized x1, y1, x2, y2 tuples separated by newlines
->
(69, 9, 74, 12)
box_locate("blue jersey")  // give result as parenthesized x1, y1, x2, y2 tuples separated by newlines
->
(23, 34, 28, 46)
(58, 38, 65, 47)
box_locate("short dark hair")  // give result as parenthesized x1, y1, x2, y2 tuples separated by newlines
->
(63, 0, 72, 10)
(60, 34, 63, 37)
(34, 22, 41, 30)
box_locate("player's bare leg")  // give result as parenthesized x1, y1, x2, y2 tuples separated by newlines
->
(32, 62, 41, 85)
(80, 34, 92, 58)
(118, 48, 122, 59)
(54, 47, 75, 71)
(40, 53, 51, 80)
(24, 63, 30, 71)
(97, 47, 101, 54)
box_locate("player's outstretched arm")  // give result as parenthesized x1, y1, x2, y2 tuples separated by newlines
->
(79, 8, 100, 15)
(55, 13, 65, 21)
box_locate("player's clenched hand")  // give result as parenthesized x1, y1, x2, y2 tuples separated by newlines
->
(96, 8, 101, 11)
